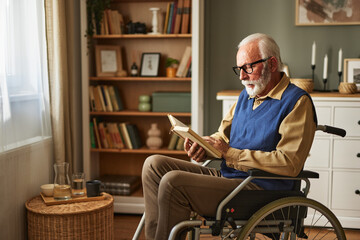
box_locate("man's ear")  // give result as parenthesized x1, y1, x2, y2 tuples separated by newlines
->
(269, 57, 278, 72)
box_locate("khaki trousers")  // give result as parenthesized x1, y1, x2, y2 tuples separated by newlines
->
(142, 154, 262, 240)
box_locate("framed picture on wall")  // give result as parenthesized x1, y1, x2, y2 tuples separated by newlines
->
(295, 0, 360, 26)
(344, 58, 360, 91)
(140, 53, 161, 77)
(95, 45, 123, 77)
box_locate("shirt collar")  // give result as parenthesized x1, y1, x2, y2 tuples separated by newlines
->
(249, 72, 289, 101)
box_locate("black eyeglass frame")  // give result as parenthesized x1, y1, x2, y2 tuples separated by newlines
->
(232, 56, 272, 75)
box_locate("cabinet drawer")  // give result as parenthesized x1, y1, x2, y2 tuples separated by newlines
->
(314, 106, 331, 136)
(334, 107, 360, 137)
(332, 171, 360, 211)
(333, 139, 360, 169)
(305, 139, 330, 168)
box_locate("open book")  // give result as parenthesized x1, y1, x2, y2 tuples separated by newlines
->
(168, 114, 222, 158)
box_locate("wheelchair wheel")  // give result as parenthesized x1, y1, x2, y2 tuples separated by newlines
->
(237, 197, 346, 240)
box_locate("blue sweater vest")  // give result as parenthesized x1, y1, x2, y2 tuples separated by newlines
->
(220, 83, 316, 190)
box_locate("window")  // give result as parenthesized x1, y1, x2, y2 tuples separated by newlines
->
(0, 0, 51, 152)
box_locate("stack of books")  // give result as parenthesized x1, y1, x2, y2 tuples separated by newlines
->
(99, 175, 141, 196)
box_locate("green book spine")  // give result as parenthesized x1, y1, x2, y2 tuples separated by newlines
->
(89, 122, 96, 148)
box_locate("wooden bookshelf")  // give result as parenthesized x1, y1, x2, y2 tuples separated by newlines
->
(80, 0, 204, 214)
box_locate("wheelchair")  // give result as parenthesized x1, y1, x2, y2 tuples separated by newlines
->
(133, 125, 347, 240)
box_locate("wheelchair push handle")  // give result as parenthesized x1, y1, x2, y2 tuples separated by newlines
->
(317, 125, 346, 137)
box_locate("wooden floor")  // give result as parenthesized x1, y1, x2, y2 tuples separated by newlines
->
(114, 214, 360, 239)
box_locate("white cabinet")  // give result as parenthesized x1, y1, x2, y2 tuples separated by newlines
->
(217, 91, 360, 229)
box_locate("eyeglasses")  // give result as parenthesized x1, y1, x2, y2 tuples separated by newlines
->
(232, 56, 272, 76)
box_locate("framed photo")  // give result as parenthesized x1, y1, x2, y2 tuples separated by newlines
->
(140, 53, 161, 77)
(95, 45, 122, 77)
(344, 58, 360, 91)
(295, 0, 360, 26)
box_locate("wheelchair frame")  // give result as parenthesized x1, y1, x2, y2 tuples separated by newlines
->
(133, 125, 347, 240)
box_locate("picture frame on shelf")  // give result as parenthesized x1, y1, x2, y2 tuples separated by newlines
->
(295, 0, 360, 26)
(344, 58, 360, 91)
(140, 53, 161, 77)
(95, 45, 122, 77)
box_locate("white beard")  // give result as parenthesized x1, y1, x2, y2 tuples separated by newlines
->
(241, 69, 271, 97)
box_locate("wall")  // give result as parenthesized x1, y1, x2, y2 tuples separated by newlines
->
(0, 139, 53, 240)
(203, 0, 360, 134)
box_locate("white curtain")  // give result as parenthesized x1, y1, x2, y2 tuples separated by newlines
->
(0, 0, 51, 152)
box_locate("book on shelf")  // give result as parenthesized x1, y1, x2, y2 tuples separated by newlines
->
(99, 175, 141, 196)
(107, 122, 125, 149)
(89, 121, 96, 148)
(175, 137, 185, 150)
(168, 114, 222, 158)
(126, 124, 142, 149)
(181, 0, 191, 34)
(108, 85, 123, 111)
(168, 133, 179, 150)
(176, 46, 191, 77)
(95, 86, 106, 111)
(98, 122, 109, 148)
(163, 3, 171, 34)
(167, 2, 174, 34)
(89, 86, 96, 111)
(92, 118, 102, 148)
(119, 122, 133, 149)
(103, 85, 114, 112)
(170, 2, 178, 33)
(91, 86, 103, 111)
(174, 0, 183, 34)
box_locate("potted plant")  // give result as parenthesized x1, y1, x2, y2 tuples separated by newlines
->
(165, 57, 179, 77)
(86, 0, 111, 38)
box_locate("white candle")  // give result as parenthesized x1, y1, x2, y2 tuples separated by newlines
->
(311, 42, 316, 66)
(323, 54, 328, 79)
(338, 48, 343, 72)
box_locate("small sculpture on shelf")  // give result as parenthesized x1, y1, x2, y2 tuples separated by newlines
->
(138, 95, 151, 112)
(131, 62, 139, 76)
(146, 123, 162, 150)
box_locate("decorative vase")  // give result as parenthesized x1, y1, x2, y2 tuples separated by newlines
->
(146, 123, 162, 149)
(138, 95, 151, 112)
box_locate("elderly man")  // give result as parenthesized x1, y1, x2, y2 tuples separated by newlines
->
(142, 33, 317, 240)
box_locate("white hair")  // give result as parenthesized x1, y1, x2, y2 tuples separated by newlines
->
(238, 33, 283, 70)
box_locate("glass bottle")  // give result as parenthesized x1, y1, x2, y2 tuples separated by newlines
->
(53, 162, 72, 200)
(131, 62, 138, 76)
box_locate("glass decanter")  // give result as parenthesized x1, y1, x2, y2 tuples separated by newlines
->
(53, 162, 72, 200)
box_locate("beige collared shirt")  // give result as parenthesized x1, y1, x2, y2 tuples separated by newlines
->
(211, 74, 317, 177)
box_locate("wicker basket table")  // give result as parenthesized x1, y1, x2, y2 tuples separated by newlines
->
(25, 193, 113, 240)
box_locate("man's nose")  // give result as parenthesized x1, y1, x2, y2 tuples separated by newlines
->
(240, 69, 249, 80)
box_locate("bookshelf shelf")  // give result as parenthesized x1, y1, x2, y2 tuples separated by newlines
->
(93, 33, 191, 39)
(90, 111, 191, 117)
(91, 147, 187, 155)
(89, 76, 191, 82)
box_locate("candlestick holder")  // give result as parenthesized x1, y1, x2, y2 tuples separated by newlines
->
(311, 65, 315, 82)
(148, 8, 160, 35)
(338, 71, 342, 84)
(322, 78, 327, 91)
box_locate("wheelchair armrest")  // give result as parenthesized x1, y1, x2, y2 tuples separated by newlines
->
(247, 169, 319, 179)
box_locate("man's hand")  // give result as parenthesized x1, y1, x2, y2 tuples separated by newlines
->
(184, 138, 207, 162)
(203, 136, 230, 159)
(184, 136, 230, 162)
